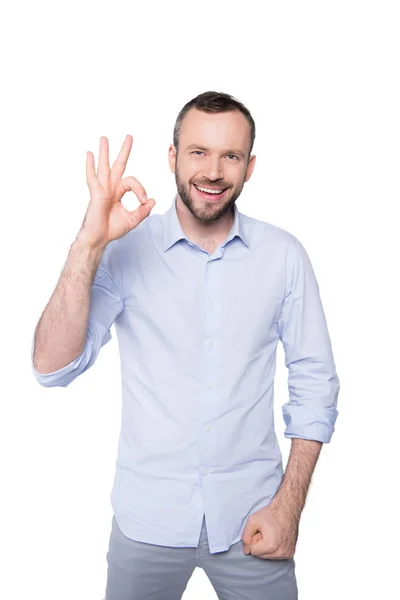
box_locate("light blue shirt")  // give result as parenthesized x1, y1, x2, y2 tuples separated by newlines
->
(31, 194, 340, 554)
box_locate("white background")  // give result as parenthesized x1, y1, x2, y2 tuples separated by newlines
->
(1, 0, 399, 598)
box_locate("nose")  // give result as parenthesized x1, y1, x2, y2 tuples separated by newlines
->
(202, 157, 224, 181)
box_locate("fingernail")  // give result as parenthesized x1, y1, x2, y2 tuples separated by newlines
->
(142, 194, 147, 202)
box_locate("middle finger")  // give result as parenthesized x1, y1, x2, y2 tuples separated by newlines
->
(111, 134, 133, 180)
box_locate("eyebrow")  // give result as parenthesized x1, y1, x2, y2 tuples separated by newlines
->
(185, 144, 246, 160)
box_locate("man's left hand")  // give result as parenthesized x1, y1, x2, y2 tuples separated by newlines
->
(241, 503, 299, 559)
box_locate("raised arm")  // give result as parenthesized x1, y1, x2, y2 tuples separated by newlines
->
(32, 134, 156, 384)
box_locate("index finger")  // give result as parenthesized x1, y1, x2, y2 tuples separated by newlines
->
(111, 134, 133, 180)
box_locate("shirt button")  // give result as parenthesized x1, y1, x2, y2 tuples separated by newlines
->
(206, 425, 212, 432)
(207, 383, 213, 389)
(203, 468, 209, 475)
(209, 298, 215, 306)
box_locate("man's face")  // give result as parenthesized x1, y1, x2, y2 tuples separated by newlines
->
(168, 108, 256, 224)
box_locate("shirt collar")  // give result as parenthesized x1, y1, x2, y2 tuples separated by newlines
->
(162, 194, 251, 252)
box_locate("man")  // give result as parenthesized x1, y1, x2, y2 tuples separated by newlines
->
(32, 90, 340, 600)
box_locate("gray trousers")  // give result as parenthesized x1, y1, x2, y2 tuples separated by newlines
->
(105, 514, 298, 599)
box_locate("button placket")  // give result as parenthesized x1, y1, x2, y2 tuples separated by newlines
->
(200, 258, 221, 492)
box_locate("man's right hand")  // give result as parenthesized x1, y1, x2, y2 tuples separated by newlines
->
(79, 134, 156, 248)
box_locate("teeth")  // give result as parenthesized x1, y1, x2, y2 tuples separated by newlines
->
(195, 185, 224, 195)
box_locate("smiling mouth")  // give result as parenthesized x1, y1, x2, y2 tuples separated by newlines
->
(193, 183, 229, 199)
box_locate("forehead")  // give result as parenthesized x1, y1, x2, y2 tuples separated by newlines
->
(180, 108, 250, 148)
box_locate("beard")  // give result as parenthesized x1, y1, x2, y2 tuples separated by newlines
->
(174, 164, 245, 224)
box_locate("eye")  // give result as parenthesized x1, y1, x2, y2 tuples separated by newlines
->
(227, 154, 239, 160)
(191, 150, 204, 155)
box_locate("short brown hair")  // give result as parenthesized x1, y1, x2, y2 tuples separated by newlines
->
(173, 91, 256, 161)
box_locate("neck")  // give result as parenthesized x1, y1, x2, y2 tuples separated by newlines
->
(175, 194, 234, 245)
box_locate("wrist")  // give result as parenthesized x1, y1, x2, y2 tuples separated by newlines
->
(270, 491, 302, 523)
(75, 229, 108, 253)
(65, 234, 106, 280)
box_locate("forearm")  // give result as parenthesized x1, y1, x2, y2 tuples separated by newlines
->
(270, 438, 322, 522)
(33, 234, 107, 374)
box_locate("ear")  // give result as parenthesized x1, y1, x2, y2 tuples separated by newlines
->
(244, 154, 256, 183)
(168, 144, 177, 173)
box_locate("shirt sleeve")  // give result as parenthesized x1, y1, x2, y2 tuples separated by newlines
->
(277, 235, 340, 443)
(31, 244, 124, 388)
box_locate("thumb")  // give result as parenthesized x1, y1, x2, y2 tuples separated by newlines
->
(242, 521, 262, 553)
(248, 532, 267, 556)
(125, 197, 156, 225)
